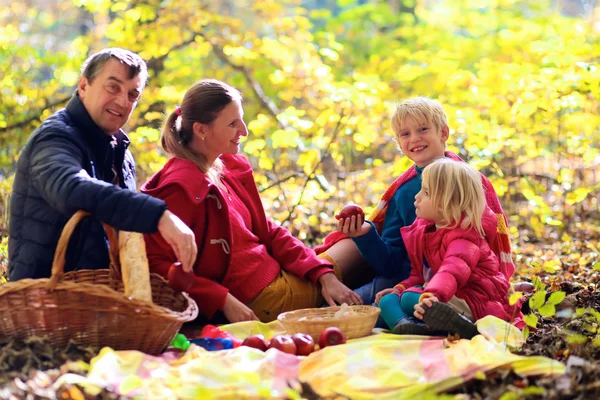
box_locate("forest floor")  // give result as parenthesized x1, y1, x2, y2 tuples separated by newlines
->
(0, 223, 599, 399)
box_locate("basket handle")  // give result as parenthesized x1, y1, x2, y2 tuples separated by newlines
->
(47, 210, 121, 290)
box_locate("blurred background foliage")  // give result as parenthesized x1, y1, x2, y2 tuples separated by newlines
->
(0, 0, 598, 270)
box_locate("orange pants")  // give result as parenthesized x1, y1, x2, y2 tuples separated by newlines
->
(248, 256, 342, 323)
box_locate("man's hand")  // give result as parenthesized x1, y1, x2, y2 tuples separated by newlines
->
(336, 215, 371, 237)
(414, 295, 439, 320)
(319, 272, 363, 306)
(222, 293, 260, 323)
(375, 287, 401, 305)
(157, 210, 197, 273)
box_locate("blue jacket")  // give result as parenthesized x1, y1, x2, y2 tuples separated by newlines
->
(8, 94, 166, 280)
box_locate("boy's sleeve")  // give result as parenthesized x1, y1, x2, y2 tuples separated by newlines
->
(351, 195, 410, 279)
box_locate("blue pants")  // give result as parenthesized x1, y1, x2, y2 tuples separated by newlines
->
(354, 276, 399, 305)
(378, 291, 422, 329)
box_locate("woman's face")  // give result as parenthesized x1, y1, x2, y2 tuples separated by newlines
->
(195, 100, 248, 162)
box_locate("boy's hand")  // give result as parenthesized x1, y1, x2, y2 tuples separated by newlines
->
(414, 295, 439, 320)
(375, 288, 401, 305)
(336, 214, 370, 237)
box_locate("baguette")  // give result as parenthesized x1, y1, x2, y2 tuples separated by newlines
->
(118, 231, 153, 303)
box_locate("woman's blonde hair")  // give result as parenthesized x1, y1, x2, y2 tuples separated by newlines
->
(422, 158, 486, 237)
(160, 79, 242, 188)
(391, 97, 448, 137)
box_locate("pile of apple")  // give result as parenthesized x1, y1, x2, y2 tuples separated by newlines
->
(241, 327, 346, 356)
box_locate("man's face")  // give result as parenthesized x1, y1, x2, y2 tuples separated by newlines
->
(78, 58, 144, 135)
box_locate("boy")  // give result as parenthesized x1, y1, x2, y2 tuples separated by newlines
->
(316, 97, 516, 308)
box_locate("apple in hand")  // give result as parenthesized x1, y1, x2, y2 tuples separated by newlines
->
(319, 327, 347, 348)
(335, 204, 365, 221)
(167, 262, 195, 292)
(268, 335, 297, 355)
(242, 334, 269, 352)
(291, 333, 315, 356)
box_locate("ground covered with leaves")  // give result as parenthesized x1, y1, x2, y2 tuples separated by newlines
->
(0, 225, 598, 399)
(446, 222, 600, 399)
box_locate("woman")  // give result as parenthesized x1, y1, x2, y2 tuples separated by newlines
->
(142, 79, 362, 323)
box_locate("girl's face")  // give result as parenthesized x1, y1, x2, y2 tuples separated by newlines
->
(414, 183, 440, 223)
(396, 116, 449, 168)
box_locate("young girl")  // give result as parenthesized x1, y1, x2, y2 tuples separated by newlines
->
(375, 158, 515, 338)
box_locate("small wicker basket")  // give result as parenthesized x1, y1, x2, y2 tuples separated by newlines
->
(0, 210, 198, 355)
(278, 305, 380, 341)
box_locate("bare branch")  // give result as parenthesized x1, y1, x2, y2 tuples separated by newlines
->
(197, 32, 287, 129)
(259, 173, 302, 193)
(283, 110, 349, 224)
(0, 94, 72, 134)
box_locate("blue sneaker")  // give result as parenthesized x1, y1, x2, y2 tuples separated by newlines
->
(422, 302, 479, 339)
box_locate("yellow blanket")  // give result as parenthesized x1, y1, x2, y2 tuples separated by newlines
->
(54, 316, 564, 399)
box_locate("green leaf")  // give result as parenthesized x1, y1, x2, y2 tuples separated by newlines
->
(547, 291, 566, 306)
(522, 386, 547, 395)
(565, 188, 590, 205)
(532, 277, 546, 292)
(524, 314, 539, 328)
(593, 262, 600, 272)
(509, 292, 523, 306)
(566, 333, 588, 345)
(529, 290, 547, 310)
(538, 304, 556, 317)
(499, 392, 519, 400)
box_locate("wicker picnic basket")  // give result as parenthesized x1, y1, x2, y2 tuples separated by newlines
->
(0, 211, 198, 355)
(278, 305, 380, 341)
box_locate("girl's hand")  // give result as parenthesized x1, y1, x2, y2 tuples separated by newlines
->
(413, 295, 439, 320)
(222, 293, 260, 323)
(336, 214, 370, 237)
(319, 272, 363, 306)
(375, 288, 401, 305)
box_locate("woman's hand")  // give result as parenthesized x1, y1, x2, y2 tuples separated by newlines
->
(413, 295, 439, 320)
(336, 215, 371, 237)
(222, 293, 260, 323)
(319, 272, 363, 306)
(375, 288, 401, 305)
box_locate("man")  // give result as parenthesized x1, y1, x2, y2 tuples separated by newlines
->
(8, 48, 197, 280)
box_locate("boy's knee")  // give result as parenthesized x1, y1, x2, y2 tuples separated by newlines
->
(379, 293, 400, 309)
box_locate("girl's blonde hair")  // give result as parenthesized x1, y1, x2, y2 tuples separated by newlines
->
(422, 158, 486, 237)
(391, 97, 448, 137)
(161, 79, 242, 188)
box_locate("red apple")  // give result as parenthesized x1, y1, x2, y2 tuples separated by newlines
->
(291, 333, 315, 356)
(268, 335, 297, 355)
(319, 327, 347, 348)
(335, 204, 365, 221)
(167, 262, 194, 292)
(241, 334, 269, 352)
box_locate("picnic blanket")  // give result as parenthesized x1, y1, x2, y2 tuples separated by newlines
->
(53, 316, 564, 399)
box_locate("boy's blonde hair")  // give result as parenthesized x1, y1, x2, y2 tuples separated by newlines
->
(422, 158, 486, 237)
(391, 97, 448, 137)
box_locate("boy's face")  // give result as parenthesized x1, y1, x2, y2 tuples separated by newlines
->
(396, 116, 449, 168)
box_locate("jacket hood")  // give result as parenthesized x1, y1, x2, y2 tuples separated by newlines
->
(141, 154, 253, 201)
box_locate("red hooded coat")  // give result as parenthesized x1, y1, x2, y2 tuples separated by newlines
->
(398, 208, 514, 322)
(141, 155, 333, 318)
